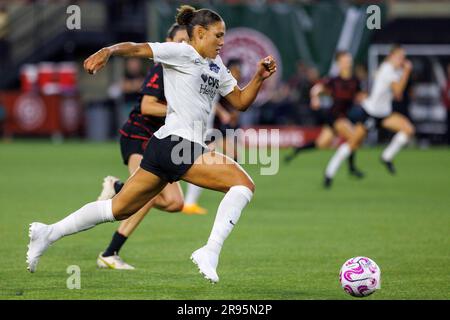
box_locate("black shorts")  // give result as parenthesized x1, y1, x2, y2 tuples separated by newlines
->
(120, 136, 149, 165)
(140, 135, 207, 183)
(312, 109, 334, 127)
(356, 108, 386, 130)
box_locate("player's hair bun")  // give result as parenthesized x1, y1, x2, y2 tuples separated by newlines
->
(176, 5, 195, 26)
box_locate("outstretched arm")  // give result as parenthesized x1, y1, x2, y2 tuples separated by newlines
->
(83, 42, 153, 74)
(224, 56, 277, 111)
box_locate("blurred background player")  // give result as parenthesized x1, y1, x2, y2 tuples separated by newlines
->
(361, 44, 414, 174)
(120, 58, 145, 125)
(324, 45, 414, 186)
(284, 51, 365, 179)
(96, 24, 189, 269)
(182, 59, 242, 215)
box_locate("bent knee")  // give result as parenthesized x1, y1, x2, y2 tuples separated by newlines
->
(235, 180, 255, 194)
(404, 125, 415, 137)
(164, 199, 184, 212)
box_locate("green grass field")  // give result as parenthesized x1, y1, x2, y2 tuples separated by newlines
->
(0, 141, 449, 300)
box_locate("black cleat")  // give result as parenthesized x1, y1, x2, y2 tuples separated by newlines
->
(349, 167, 365, 179)
(381, 158, 396, 175)
(284, 153, 295, 164)
(284, 149, 301, 164)
(324, 176, 333, 189)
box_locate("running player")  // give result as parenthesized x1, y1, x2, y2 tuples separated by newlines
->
(323, 45, 414, 186)
(361, 44, 414, 174)
(284, 51, 365, 179)
(26, 5, 277, 284)
(95, 24, 189, 270)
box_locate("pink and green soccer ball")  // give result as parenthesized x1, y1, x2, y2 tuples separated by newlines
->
(339, 257, 381, 297)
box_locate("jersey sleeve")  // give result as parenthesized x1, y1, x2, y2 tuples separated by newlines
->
(140, 64, 164, 101)
(147, 42, 190, 67)
(219, 66, 238, 97)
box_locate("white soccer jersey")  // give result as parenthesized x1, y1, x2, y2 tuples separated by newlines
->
(362, 62, 402, 118)
(148, 42, 237, 146)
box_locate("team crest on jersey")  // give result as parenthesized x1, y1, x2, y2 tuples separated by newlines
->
(209, 62, 220, 74)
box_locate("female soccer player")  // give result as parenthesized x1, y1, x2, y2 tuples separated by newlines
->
(26, 5, 277, 283)
(284, 51, 365, 179)
(361, 45, 414, 174)
(323, 45, 413, 185)
(312, 51, 365, 188)
(96, 24, 189, 270)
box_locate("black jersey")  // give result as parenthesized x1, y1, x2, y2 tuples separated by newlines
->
(119, 63, 166, 140)
(322, 76, 361, 119)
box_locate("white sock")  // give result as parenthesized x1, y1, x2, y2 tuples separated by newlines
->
(185, 183, 203, 205)
(48, 200, 115, 243)
(206, 186, 253, 255)
(382, 132, 409, 162)
(325, 143, 352, 178)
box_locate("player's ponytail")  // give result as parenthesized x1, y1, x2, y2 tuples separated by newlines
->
(175, 5, 223, 39)
(176, 5, 195, 27)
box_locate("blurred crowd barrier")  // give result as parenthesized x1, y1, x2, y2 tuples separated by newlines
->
(0, 0, 449, 146)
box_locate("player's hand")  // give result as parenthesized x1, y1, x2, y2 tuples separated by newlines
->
(218, 111, 231, 125)
(257, 56, 277, 80)
(83, 48, 111, 75)
(310, 96, 321, 110)
(403, 59, 413, 72)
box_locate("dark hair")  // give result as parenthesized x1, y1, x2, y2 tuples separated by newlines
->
(227, 58, 241, 69)
(176, 5, 223, 39)
(166, 23, 186, 40)
(335, 50, 350, 61)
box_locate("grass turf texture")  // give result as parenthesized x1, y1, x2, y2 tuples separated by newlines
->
(0, 141, 449, 300)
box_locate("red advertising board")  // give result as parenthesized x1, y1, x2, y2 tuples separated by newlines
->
(0, 91, 82, 136)
(240, 126, 324, 148)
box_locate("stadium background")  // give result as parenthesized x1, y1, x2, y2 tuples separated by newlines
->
(0, 0, 449, 300)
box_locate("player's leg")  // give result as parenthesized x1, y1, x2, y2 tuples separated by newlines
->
(181, 151, 254, 283)
(380, 112, 415, 174)
(316, 126, 334, 149)
(27, 168, 167, 273)
(153, 182, 184, 212)
(183, 183, 208, 215)
(284, 126, 331, 163)
(99, 154, 152, 269)
(347, 123, 367, 178)
(324, 118, 355, 187)
(182, 139, 219, 215)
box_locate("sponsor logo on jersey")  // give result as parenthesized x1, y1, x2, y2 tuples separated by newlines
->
(200, 74, 219, 99)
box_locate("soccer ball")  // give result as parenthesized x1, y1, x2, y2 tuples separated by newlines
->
(339, 256, 381, 297)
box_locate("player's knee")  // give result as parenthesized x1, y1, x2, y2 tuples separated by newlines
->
(405, 125, 415, 137)
(316, 140, 328, 149)
(164, 198, 184, 212)
(243, 181, 256, 194)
